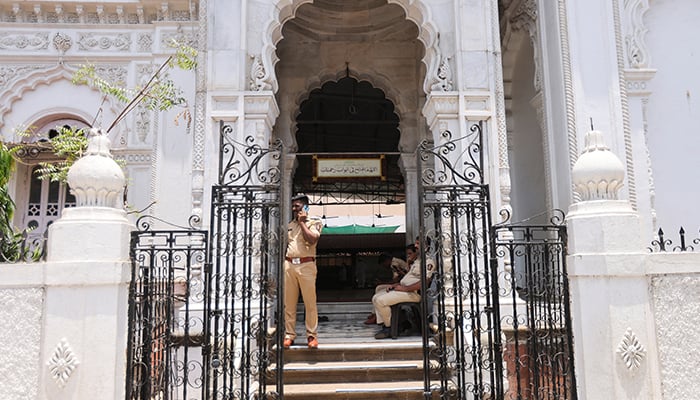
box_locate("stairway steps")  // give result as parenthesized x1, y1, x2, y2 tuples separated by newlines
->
(282, 380, 442, 400)
(275, 360, 426, 383)
(281, 341, 426, 362)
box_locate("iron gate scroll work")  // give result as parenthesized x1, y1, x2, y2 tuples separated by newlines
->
(127, 217, 209, 400)
(207, 122, 284, 400)
(417, 122, 577, 400)
(126, 121, 285, 400)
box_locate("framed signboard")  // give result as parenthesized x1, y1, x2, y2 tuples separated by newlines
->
(312, 154, 386, 182)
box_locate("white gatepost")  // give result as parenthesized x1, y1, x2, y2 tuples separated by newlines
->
(41, 128, 133, 400)
(566, 128, 661, 399)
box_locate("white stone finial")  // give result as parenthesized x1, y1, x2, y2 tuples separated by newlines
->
(66, 128, 125, 209)
(572, 129, 625, 201)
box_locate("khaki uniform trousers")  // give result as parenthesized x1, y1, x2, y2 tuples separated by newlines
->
(284, 259, 318, 340)
(372, 288, 420, 327)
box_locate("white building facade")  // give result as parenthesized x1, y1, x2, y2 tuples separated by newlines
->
(2, 0, 700, 399)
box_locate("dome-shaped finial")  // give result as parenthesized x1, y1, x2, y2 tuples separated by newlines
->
(571, 129, 625, 201)
(66, 128, 125, 209)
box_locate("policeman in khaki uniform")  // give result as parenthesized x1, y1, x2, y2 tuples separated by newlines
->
(372, 243, 434, 339)
(284, 194, 323, 349)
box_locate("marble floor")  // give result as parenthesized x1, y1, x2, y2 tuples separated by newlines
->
(290, 302, 422, 344)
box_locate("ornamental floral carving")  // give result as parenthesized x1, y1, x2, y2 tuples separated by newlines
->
(46, 338, 80, 388)
(0, 32, 50, 50)
(52, 32, 73, 54)
(249, 55, 272, 91)
(623, 0, 651, 68)
(616, 327, 646, 371)
(137, 33, 153, 52)
(430, 56, 453, 91)
(77, 33, 131, 52)
(0, 65, 45, 91)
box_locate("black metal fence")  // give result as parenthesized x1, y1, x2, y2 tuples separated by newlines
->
(417, 123, 576, 400)
(126, 217, 208, 400)
(649, 227, 700, 252)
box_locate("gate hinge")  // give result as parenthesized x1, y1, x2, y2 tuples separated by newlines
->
(204, 262, 212, 274)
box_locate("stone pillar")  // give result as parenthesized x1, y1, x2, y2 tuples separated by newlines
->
(42, 129, 133, 400)
(566, 128, 660, 399)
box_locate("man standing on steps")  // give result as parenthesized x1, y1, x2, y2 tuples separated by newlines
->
(284, 194, 323, 349)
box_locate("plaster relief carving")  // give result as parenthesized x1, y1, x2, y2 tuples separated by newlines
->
(249, 55, 272, 91)
(623, 0, 651, 68)
(161, 31, 196, 49)
(430, 57, 453, 91)
(46, 338, 80, 388)
(137, 33, 153, 52)
(77, 33, 131, 52)
(94, 65, 128, 86)
(0, 65, 45, 91)
(616, 327, 646, 371)
(52, 32, 73, 54)
(0, 32, 50, 50)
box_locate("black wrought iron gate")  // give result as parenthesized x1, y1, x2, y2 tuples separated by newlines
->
(417, 122, 577, 400)
(127, 121, 285, 400)
(126, 120, 575, 400)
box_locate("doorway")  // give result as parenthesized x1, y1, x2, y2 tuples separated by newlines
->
(290, 76, 408, 302)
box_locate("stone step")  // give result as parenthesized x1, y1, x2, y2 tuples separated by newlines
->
(281, 341, 426, 362)
(276, 359, 427, 384)
(281, 380, 445, 400)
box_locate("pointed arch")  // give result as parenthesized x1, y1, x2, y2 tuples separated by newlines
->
(260, 0, 440, 94)
(0, 64, 122, 141)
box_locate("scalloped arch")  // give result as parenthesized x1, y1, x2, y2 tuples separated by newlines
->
(0, 64, 122, 139)
(292, 68, 407, 123)
(261, 0, 440, 94)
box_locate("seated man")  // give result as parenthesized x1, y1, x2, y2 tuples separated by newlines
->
(371, 244, 434, 339)
(363, 253, 408, 325)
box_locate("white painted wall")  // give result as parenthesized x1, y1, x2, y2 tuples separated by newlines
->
(645, 0, 700, 234)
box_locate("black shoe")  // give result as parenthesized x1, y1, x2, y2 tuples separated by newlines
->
(374, 326, 391, 340)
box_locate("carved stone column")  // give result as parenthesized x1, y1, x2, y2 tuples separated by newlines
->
(566, 128, 660, 399)
(43, 129, 133, 400)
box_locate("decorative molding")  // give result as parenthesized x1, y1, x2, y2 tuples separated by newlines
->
(190, 0, 208, 227)
(46, 338, 80, 388)
(77, 33, 131, 52)
(52, 32, 73, 54)
(95, 65, 128, 86)
(616, 328, 646, 371)
(558, 0, 579, 202)
(113, 151, 152, 164)
(0, 32, 50, 50)
(161, 30, 197, 49)
(623, 0, 651, 69)
(0, 65, 46, 92)
(430, 56, 453, 91)
(491, 0, 511, 216)
(249, 54, 273, 91)
(422, 93, 459, 131)
(2, 3, 196, 24)
(613, 0, 637, 209)
(137, 33, 153, 53)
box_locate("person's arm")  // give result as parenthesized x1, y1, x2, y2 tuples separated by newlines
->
(392, 281, 421, 292)
(297, 211, 320, 244)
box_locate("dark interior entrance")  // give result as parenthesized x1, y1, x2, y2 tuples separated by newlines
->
(292, 76, 407, 302)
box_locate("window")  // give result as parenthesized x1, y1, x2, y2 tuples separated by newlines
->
(24, 165, 76, 236)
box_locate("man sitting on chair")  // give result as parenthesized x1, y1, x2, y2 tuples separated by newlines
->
(372, 244, 434, 339)
(363, 253, 408, 325)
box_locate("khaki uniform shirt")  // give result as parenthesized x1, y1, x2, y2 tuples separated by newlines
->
(286, 217, 323, 258)
(400, 258, 435, 288)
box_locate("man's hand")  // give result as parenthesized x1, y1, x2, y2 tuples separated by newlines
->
(297, 208, 308, 223)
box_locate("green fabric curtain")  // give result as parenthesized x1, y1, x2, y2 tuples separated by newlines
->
(322, 224, 399, 235)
